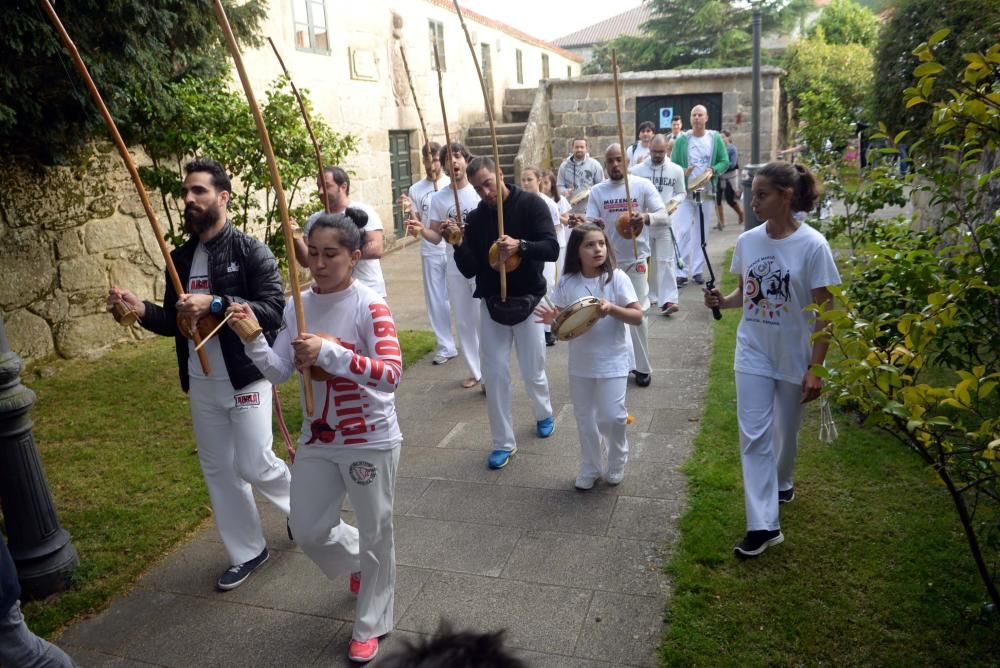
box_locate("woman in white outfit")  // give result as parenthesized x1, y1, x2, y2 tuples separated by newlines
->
(521, 166, 565, 347)
(704, 162, 840, 558)
(230, 209, 403, 663)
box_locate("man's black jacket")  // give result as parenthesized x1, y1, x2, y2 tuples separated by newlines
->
(141, 221, 284, 392)
(453, 184, 559, 299)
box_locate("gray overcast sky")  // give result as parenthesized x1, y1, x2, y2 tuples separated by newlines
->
(455, 0, 645, 42)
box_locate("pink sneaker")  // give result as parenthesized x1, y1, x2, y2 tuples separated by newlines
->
(347, 637, 378, 663)
(349, 571, 361, 596)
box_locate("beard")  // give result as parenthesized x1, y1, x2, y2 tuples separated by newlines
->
(184, 203, 220, 235)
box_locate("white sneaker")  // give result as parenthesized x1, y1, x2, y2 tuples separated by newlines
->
(574, 475, 597, 491)
(606, 469, 624, 485)
(432, 353, 455, 365)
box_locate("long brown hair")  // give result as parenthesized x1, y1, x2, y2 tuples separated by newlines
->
(756, 161, 821, 213)
(563, 222, 616, 284)
(541, 170, 561, 203)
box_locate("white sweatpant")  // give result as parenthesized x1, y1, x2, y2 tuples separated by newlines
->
(736, 372, 806, 531)
(189, 376, 292, 566)
(542, 244, 567, 333)
(289, 444, 399, 642)
(570, 375, 629, 480)
(479, 300, 553, 452)
(674, 198, 714, 279)
(421, 253, 456, 358)
(648, 224, 678, 305)
(446, 268, 482, 381)
(622, 262, 651, 375)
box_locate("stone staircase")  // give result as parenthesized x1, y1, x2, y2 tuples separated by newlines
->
(464, 122, 525, 178)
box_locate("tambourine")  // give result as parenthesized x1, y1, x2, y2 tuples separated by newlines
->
(688, 168, 713, 191)
(615, 211, 641, 240)
(488, 242, 522, 272)
(569, 187, 592, 205)
(551, 296, 602, 341)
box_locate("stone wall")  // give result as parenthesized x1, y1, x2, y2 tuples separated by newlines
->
(0, 145, 166, 362)
(512, 84, 552, 180)
(544, 67, 784, 169)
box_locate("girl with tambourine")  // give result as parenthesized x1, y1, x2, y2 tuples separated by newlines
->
(703, 162, 840, 559)
(534, 223, 643, 490)
(227, 209, 402, 663)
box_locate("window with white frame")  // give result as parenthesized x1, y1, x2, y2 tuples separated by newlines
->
(429, 20, 446, 71)
(293, 0, 329, 53)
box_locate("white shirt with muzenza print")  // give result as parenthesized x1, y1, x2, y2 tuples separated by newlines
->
(731, 222, 840, 384)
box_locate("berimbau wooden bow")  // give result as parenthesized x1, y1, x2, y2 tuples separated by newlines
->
(452, 0, 509, 301)
(212, 0, 314, 415)
(612, 49, 640, 260)
(38, 0, 212, 374)
(267, 37, 331, 215)
(396, 40, 435, 192)
(432, 42, 465, 246)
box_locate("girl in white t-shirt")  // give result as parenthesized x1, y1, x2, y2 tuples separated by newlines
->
(535, 223, 643, 490)
(704, 162, 840, 559)
(522, 166, 566, 346)
(228, 210, 402, 663)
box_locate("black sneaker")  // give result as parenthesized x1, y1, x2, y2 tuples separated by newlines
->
(692, 274, 705, 285)
(217, 547, 269, 590)
(676, 277, 688, 288)
(778, 487, 795, 504)
(632, 370, 652, 387)
(733, 530, 783, 558)
(545, 331, 557, 347)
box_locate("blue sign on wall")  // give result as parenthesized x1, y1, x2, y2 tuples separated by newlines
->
(659, 107, 674, 129)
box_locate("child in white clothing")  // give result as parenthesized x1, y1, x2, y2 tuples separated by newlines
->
(229, 209, 402, 664)
(535, 223, 643, 490)
(704, 162, 840, 559)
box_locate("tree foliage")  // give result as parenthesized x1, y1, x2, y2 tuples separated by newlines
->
(872, 0, 998, 142)
(137, 73, 359, 262)
(584, 0, 814, 74)
(0, 0, 266, 163)
(815, 33, 1000, 616)
(784, 29, 874, 112)
(806, 0, 880, 49)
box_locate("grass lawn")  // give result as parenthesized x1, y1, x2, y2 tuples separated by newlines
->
(16, 329, 435, 638)
(660, 255, 999, 665)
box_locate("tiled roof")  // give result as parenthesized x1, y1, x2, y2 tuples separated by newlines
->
(551, 4, 654, 48)
(424, 0, 584, 63)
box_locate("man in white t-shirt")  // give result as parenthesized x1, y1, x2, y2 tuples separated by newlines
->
(586, 144, 667, 387)
(632, 134, 686, 315)
(420, 142, 482, 390)
(670, 105, 729, 286)
(293, 166, 387, 297)
(401, 141, 454, 364)
(625, 121, 655, 167)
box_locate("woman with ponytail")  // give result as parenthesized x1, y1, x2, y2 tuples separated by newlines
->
(703, 161, 841, 558)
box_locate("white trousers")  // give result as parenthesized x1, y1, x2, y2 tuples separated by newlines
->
(674, 198, 714, 279)
(446, 269, 482, 381)
(736, 372, 805, 531)
(0, 601, 77, 667)
(189, 376, 292, 565)
(541, 245, 567, 333)
(479, 300, 553, 452)
(421, 253, 456, 358)
(648, 224, 678, 305)
(290, 444, 399, 641)
(622, 262, 651, 375)
(570, 375, 629, 480)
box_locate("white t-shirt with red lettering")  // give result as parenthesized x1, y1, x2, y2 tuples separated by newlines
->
(586, 176, 665, 264)
(244, 281, 403, 450)
(186, 243, 227, 380)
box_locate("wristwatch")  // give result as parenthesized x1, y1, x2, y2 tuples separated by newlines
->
(518, 239, 528, 254)
(209, 296, 224, 315)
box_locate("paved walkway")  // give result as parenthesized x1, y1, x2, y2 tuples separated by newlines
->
(59, 221, 743, 667)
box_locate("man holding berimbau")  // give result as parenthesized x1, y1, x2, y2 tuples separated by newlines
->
(445, 157, 559, 470)
(107, 158, 291, 592)
(586, 144, 667, 388)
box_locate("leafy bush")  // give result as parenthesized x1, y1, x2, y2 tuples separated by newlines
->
(816, 32, 1000, 616)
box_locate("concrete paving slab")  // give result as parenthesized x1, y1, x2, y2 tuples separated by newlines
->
(574, 591, 666, 666)
(394, 516, 521, 577)
(398, 445, 502, 483)
(502, 531, 667, 597)
(57, 646, 160, 667)
(405, 479, 617, 535)
(606, 496, 687, 543)
(396, 571, 592, 656)
(311, 625, 430, 666)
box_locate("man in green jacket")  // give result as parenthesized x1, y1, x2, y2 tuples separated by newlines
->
(670, 105, 729, 285)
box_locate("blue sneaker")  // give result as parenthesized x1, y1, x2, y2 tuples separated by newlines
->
(536, 417, 555, 438)
(488, 448, 516, 469)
